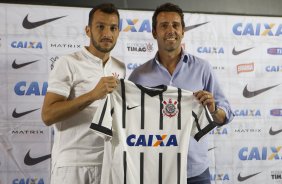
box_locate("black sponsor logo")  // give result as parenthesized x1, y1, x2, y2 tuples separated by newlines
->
(184, 22, 209, 32)
(243, 84, 279, 98)
(237, 172, 261, 182)
(269, 127, 282, 136)
(127, 105, 139, 110)
(24, 149, 51, 166)
(12, 108, 40, 118)
(50, 43, 81, 48)
(12, 129, 44, 135)
(232, 47, 254, 55)
(22, 14, 67, 29)
(12, 59, 39, 69)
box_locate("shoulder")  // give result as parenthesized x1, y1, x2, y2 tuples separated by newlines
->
(132, 58, 154, 74)
(186, 53, 213, 71)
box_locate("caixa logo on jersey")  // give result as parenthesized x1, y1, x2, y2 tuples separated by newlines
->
(267, 48, 282, 55)
(234, 109, 261, 117)
(233, 23, 282, 36)
(126, 134, 178, 147)
(11, 41, 43, 49)
(119, 18, 151, 32)
(14, 81, 48, 96)
(12, 178, 44, 184)
(238, 146, 282, 160)
(197, 47, 224, 54)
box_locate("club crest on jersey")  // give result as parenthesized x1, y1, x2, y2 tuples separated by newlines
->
(162, 98, 179, 118)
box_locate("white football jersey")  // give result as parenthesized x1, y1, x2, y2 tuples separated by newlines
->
(90, 79, 216, 184)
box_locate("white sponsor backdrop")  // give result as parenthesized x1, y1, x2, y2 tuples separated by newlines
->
(0, 3, 282, 184)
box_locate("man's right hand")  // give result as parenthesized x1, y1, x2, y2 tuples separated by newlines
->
(90, 76, 119, 101)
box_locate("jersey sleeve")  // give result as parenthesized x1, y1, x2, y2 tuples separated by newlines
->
(90, 95, 113, 139)
(47, 56, 73, 97)
(191, 100, 217, 141)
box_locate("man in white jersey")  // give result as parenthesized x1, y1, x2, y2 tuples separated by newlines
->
(128, 3, 234, 184)
(91, 79, 217, 184)
(41, 3, 125, 184)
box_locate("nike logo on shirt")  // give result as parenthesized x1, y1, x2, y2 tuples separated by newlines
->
(232, 47, 254, 55)
(22, 14, 67, 29)
(127, 105, 140, 110)
(12, 59, 39, 69)
(269, 127, 282, 135)
(243, 84, 279, 98)
(184, 22, 209, 32)
(24, 150, 51, 166)
(237, 172, 261, 182)
(12, 108, 40, 118)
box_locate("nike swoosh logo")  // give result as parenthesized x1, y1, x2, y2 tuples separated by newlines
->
(208, 147, 216, 151)
(12, 108, 40, 118)
(237, 172, 261, 182)
(232, 47, 254, 55)
(127, 105, 140, 110)
(12, 59, 39, 69)
(243, 84, 280, 98)
(24, 150, 51, 166)
(184, 22, 209, 32)
(22, 14, 67, 29)
(269, 127, 282, 135)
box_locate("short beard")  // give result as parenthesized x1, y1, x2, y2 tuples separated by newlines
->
(91, 32, 115, 53)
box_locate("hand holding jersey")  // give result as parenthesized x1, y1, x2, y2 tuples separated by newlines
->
(193, 90, 226, 124)
(91, 76, 119, 100)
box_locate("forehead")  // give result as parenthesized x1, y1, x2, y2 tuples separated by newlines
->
(156, 12, 182, 24)
(92, 10, 119, 25)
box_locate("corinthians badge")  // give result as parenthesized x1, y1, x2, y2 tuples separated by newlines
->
(162, 98, 179, 118)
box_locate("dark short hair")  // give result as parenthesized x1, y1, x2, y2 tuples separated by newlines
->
(152, 3, 185, 31)
(88, 3, 120, 26)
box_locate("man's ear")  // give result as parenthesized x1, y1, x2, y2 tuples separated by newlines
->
(85, 25, 91, 38)
(152, 29, 157, 39)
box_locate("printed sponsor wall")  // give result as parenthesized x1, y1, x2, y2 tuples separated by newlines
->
(0, 3, 282, 184)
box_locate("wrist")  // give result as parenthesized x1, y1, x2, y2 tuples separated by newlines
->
(211, 105, 219, 116)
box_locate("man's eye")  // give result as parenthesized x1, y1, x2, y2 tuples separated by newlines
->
(97, 25, 104, 30)
(110, 26, 118, 31)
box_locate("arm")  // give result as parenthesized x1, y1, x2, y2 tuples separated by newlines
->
(41, 76, 118, 126)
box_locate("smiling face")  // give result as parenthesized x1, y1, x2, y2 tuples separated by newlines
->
(86, 9, 119, 55)
(153, 12, 184, 53)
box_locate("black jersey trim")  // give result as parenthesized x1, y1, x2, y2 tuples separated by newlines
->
(135, 83, 167, 97)
(140, 152, 144, 184)
(177, 153, 181, 184)
(121, 79, 126, 128)
(159, 93, 163, 130)
(98, 97, 108, 126)
(158, 153, 162, 184)
(123, 151, 127, 184)
(177, 88, 182, 130)
(89, 123, 112, 137)
(141, 91, 145, 129)
(193, 105, 217, 141)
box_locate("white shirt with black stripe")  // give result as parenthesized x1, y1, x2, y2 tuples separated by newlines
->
(90, 79, 216, 184)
